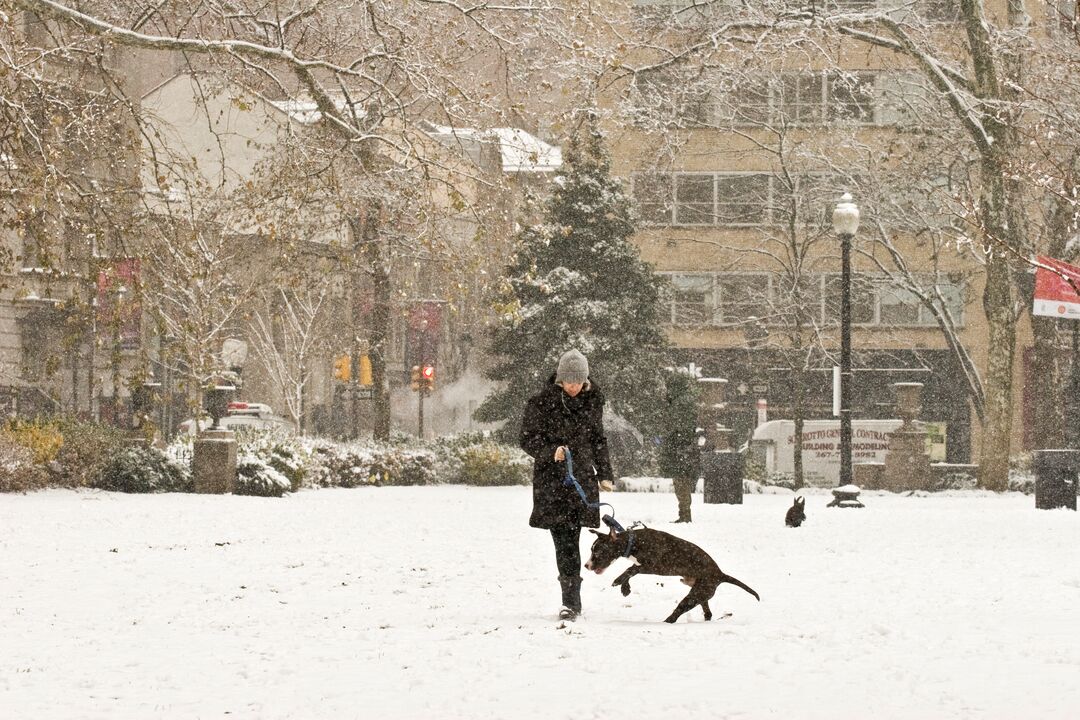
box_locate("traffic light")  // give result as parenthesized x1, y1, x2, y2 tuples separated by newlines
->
(421, 365, 435, 392)
(410, 365, 422, 391)
(358, 354, 373, 386)
(332, 354, 351, 382)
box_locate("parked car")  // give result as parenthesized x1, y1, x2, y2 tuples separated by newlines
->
(178, 402, 297, 435)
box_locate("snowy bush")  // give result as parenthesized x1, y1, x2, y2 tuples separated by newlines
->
(3, 418, 63, 465)
(452, 442, 530, 486)
(928, 469, 979, 492)
(1008, 453, 1035, 494)
(429, 434, 528, 486)
(322, 446, 381, 487)
(52, 418, 128, 488)
(761, 471, 796, 490)
(94, 446, 193, 494)
(1008, 470, 1035, 495)
(235, 453, 292, 497)
(315, 444, 438, 487)
(233, 427, 307, 491)
(297, 438, 337, 488)
(368, 446, 437, 486)
(0, 432, 49, 492)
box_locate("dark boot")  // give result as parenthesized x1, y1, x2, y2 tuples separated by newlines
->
(558, 575, 582, 620)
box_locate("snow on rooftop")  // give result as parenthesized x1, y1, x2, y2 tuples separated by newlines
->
(266, 97, 367, 125)
(262, 102, 560, 173)
(424, 123, 562, 173)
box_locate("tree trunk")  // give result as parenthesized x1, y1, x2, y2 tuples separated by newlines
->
(1029, 317, 1064, 450)
(793, 374, 805, 491)
(358, 209, 392, 442)
(977, 166, 1020, 491)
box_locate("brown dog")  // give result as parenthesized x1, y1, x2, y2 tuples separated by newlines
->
(585, 526, 759, 623)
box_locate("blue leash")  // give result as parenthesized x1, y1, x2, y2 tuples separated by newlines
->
(561, 449, 634, 558)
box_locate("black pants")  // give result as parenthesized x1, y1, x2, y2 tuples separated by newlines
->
(549, 525, 582, 578)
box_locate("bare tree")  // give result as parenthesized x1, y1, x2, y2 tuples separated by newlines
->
(246, 283, 332, 433)
(13, 0, 566, 439)
(595, 0, 1080, 489)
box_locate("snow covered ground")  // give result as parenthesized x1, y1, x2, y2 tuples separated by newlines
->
(2, 486, 1079, 720)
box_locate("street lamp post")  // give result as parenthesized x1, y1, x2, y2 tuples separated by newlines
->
(832, 193, 860, 487)
(1070, 322, 1080, 449)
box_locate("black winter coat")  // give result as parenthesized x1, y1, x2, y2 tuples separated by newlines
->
(520, 375, 614, 529)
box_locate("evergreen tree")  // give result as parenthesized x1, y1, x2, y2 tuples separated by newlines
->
(475, 118, 670, 443)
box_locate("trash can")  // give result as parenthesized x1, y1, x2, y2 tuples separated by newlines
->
(702, 450, 744, 504)
(1032, 449, 1079, 511)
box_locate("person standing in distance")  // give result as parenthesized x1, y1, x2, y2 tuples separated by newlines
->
(520, 349, 615, 621)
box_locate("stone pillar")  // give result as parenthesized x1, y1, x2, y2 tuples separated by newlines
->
(883, 382, 931, 491)
(193, 429, 237, 494)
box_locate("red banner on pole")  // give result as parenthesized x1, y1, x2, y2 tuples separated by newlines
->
(97, 258, 142, 348)
(1033, 255, 1080, 320)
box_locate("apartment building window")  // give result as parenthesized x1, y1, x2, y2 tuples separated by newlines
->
(726, 81, 771, 125)
(717, 274, 768, 324)
(642, 66, 935, 129)
(1052, 0, 1077, 31)
(830, 0, 877, 9)
(878, 284, 922, 325)
(675, 174, 715, 225)
(633, 174, 674, 225)
(660, 272, 965, 328)
(635, 171, 858, 227)
(633, 68, 712, 127)
(779, 74, 826, 125)
(821, 274, 965, 326)
(716, 174, 770, 225)
(829, 72, 876, 123)
(665, 273, 715, 326)
(21, 211, 48, 270)
(823, 274, 877, 325)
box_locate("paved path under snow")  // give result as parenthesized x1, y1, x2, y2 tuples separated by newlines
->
(1, 487, 1078, 719)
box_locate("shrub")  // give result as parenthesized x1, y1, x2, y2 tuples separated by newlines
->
(368, 446, 437, 486)
(4, 418, 63, 465)
(761, 471, 795, 490)
(235, 453, 292, 497)
(451, 441, 530, 486)
(1008, 470, 1035, 495)
(52, 418, 128, 488)
(233, 427, 307, 491)
(322, 446, 379, 487)
(928, 469, 979, 492)
(298, 439, 336, 488)
(314, 444, 438, 487)
(94, 446, 193, 493)
(0, 433, 50, 492)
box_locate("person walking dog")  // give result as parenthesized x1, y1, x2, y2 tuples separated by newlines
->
(520, 349, 615, 621)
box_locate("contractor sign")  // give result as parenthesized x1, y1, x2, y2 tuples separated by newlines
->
(1033, 255, 1080, 319)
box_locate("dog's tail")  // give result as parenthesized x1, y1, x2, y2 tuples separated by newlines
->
(721, 573, 760, 601)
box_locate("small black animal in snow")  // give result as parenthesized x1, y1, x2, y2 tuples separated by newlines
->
(785, 496, 806, 527)
(584, 527, 759, 623)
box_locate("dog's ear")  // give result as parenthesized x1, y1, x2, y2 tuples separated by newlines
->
(608, 526, 618, 540)
(588, 528, 604, 537)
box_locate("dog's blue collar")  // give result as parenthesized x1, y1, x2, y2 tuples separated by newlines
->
(621, 530, 636, 559)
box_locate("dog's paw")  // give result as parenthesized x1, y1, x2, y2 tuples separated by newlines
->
(620, 584, 631, 597)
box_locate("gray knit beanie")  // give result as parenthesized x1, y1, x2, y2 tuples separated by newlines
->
(556, 349, 589, 384)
